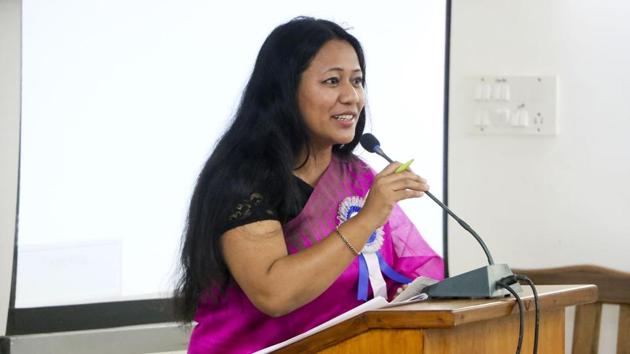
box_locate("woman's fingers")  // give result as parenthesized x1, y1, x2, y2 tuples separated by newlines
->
(375, 162, 402, 178)
(380, 172, 429, 191)
(389, 177, 429, 192)
(392, 188, 424, 202)
(384, 173, 430, 202)
(361, 164, 431, 228)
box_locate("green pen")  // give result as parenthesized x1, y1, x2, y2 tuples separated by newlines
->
(395, 159, 414, 173)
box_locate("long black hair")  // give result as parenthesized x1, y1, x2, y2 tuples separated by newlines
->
(175, 17, 367, 321)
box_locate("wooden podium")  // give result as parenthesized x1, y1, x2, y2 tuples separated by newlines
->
(275, 284, 597, 354)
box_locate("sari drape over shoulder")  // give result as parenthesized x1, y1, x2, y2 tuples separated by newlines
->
(188, 155, 444, 354)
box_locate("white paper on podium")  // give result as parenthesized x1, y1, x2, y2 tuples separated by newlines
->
(389, 276, 437, 304)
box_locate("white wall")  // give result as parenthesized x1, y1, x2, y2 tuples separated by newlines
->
(448, 1, 630, 353)
(0, 0, 21, 336)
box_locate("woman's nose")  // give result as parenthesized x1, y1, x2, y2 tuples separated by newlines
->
(339, 82, 362, 104)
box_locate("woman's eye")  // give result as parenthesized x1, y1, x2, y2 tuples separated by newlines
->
(323, 77, 340, 85)
(352, 77, 364, 86)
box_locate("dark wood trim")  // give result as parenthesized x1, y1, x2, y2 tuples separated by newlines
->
(512, 264, 630, 304)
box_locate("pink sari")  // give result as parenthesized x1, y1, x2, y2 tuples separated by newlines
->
(188, 155, 443, 354)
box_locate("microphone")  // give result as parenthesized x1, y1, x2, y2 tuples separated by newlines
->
(359, 133, 520, 299)
(359, 133, 394, 163)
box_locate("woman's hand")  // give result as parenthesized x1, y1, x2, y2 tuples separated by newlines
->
(357, 162, 429, 230)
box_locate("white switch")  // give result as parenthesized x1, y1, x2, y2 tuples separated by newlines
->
(474, 81, 491, 101)
(511, 110, 520, 126)
(496, 108, 510, 124)
(492, 83, 502, 100)
(482, 82, 492, 100)
(519, 110, 530, 127)
(501, 83, 511, 101)
(474, 110, 491, 128)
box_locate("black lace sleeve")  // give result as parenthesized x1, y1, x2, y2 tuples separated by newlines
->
(218, 176, 313, 234)
(220, 192, 279, 233)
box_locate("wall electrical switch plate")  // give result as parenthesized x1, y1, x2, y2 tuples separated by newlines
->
(469, 76, 557, 135)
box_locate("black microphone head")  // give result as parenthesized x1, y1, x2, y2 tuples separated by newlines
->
(360, 133, 381, 153)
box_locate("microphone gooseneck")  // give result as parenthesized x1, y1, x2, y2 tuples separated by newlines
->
(360, 133, 495, 265)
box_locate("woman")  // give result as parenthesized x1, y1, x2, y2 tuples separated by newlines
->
(176, 17, 444, 353)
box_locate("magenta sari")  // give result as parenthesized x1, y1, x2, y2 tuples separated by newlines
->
(188, 155, 444, 354)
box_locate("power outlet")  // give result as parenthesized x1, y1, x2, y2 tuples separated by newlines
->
(469, 76, 558, 135)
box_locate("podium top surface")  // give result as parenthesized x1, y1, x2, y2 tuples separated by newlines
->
(273, 284, 597, 353)
(369, 284, 596, 327)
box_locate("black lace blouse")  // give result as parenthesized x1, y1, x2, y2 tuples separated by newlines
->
(220, 176, 313, 234)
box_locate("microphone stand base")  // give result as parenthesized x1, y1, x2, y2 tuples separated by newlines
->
(423, 264, 521, 298)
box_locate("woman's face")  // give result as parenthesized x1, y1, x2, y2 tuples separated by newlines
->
(297, 39, 365, 150)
